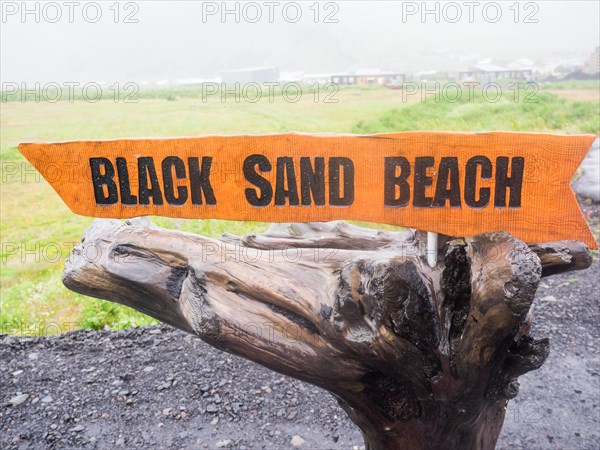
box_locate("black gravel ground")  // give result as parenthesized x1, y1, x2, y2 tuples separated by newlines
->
(1, 216, 599, 450)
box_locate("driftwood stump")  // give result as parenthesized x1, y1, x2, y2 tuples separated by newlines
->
(63, 219, 592, 450)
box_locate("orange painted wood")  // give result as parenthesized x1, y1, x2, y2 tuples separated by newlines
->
(19, 132, 597, 248)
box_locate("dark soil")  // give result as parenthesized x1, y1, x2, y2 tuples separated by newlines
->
(1, 225, 599, 450)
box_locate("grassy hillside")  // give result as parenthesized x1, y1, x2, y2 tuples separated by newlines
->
(352, 91, 598, 134)
(1, 83, 598, 334)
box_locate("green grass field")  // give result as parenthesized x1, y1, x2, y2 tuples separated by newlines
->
(1, 82, 598, 334)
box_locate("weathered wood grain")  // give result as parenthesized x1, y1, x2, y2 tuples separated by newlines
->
(63, 220, 592, 449)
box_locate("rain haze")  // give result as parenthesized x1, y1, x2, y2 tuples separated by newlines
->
(1, 0, 599, 84)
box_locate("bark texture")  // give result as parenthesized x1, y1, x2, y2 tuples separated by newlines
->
(63, 219, 592, 450)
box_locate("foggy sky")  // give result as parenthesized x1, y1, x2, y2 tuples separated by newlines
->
(1, 1, 599, 84)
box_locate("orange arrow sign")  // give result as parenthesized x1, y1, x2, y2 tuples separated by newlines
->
(19, 131, 597, 248)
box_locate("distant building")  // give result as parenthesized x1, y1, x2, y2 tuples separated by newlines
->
(459, 64, 533, 83)
(301, 73, 335, 84)
(583, 46, 600, 75)
(413, 70, 456, 81)
(329, 73, 356, 85)
(331, 69, 404, 86)
(175, 78, 219, 85)
(221, 67, 280, 83)
(279, 71, 304, 82)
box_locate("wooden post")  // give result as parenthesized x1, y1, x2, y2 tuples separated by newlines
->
(63, 219, 592, 450)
